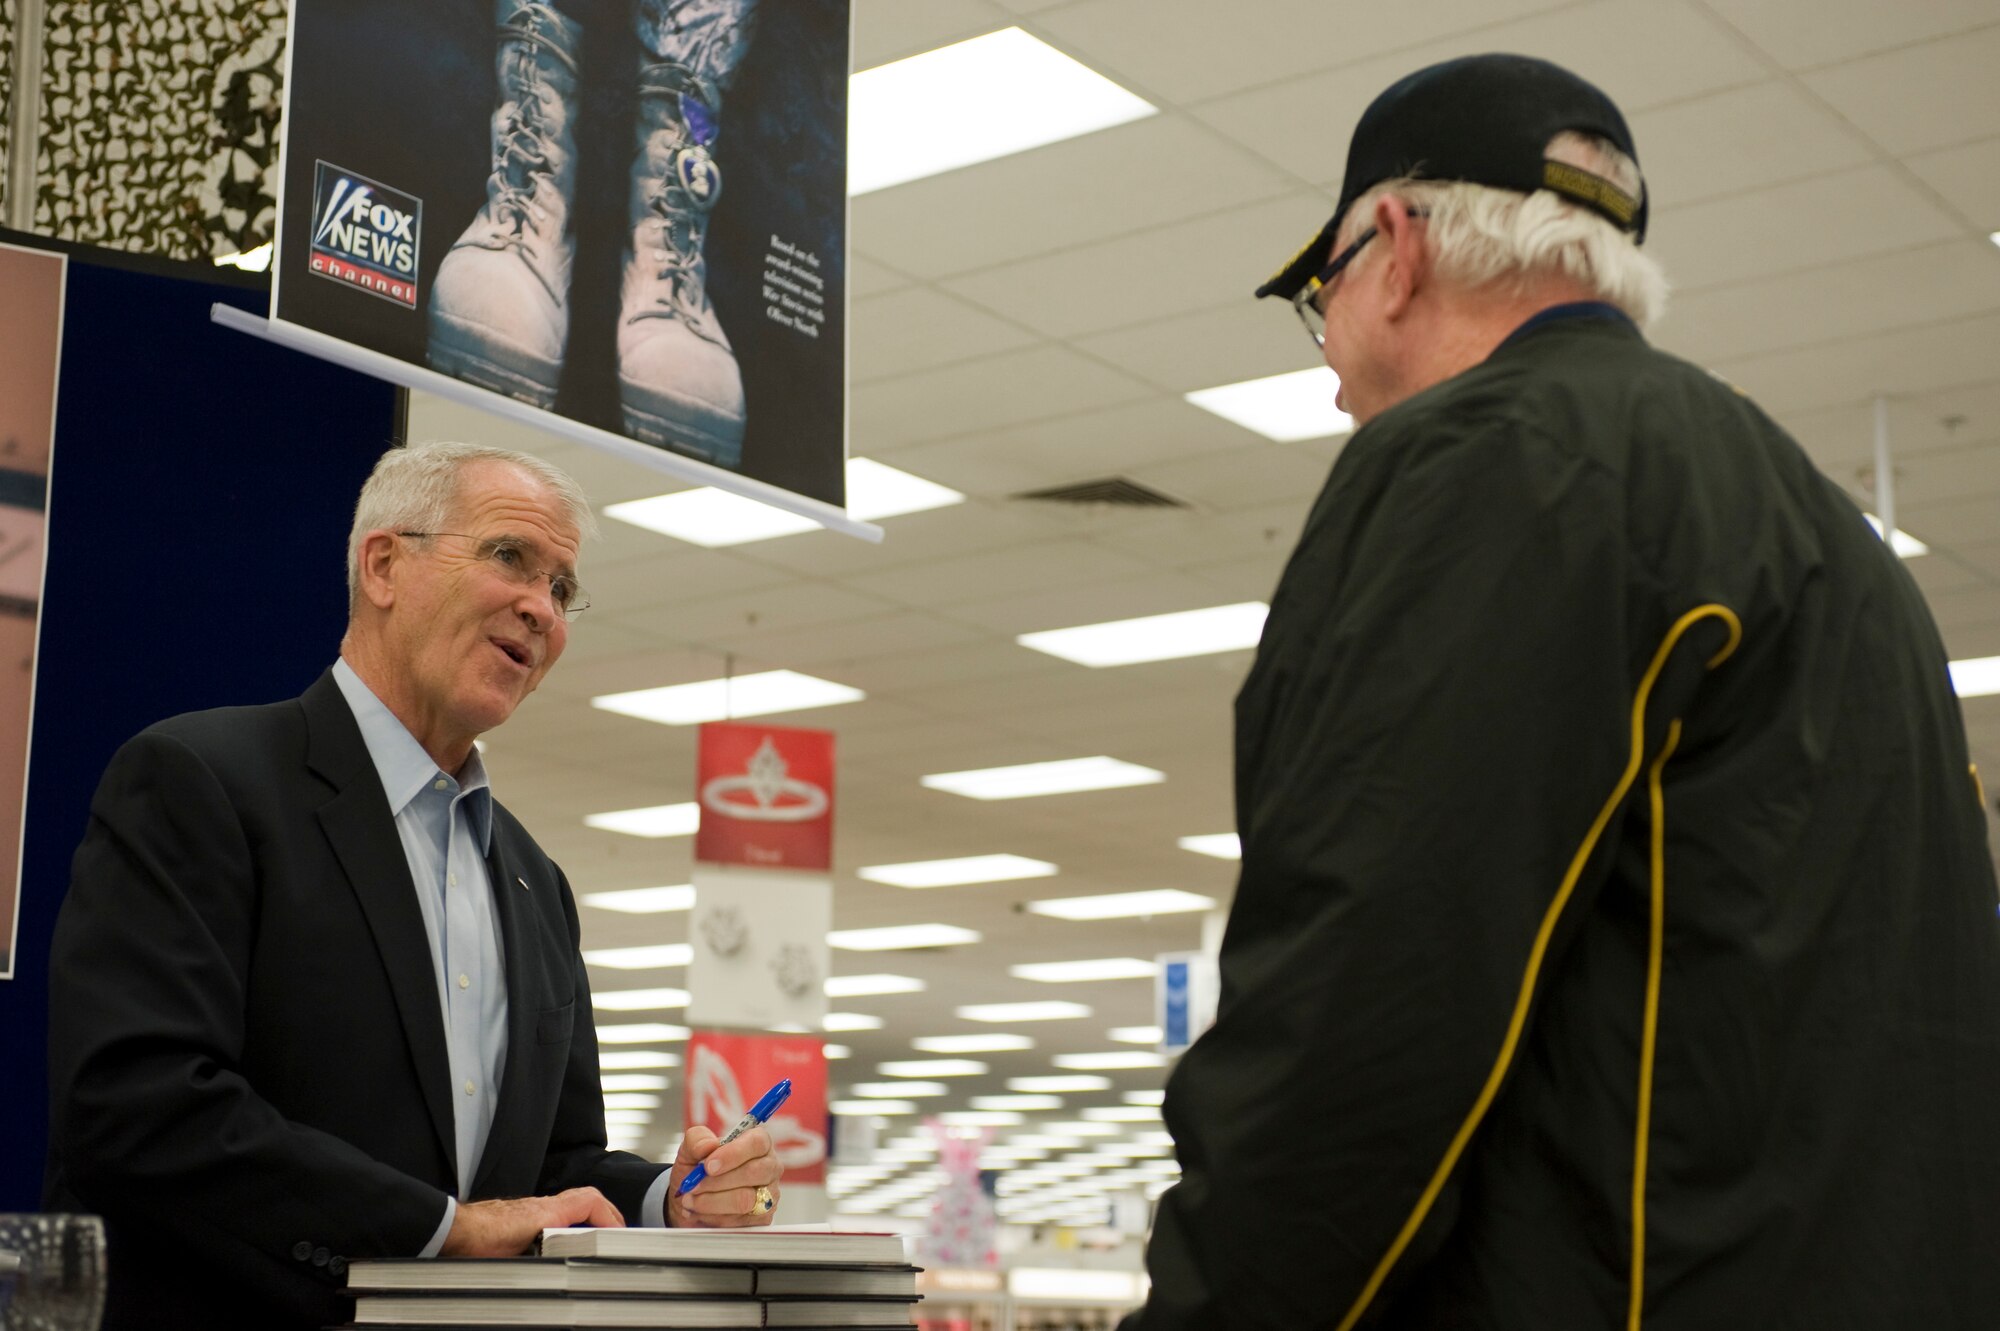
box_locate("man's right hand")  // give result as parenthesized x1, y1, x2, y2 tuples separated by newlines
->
(440, 1187, 626, 1257)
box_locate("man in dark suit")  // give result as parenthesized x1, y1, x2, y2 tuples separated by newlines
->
(45, 442, 782, 1329)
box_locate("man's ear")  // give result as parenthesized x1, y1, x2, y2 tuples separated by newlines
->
(355, 529, 401, 611)
(1374, 194, 1427, 321)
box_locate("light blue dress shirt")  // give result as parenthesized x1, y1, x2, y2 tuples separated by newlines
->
(331, 661, 672, 1254)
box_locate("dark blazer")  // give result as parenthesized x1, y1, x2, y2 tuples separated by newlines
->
(45, 670, 665, 1329)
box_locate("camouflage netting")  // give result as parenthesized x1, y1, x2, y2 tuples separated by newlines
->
(1, 0, 16, 213)
(34, 0, 288, 261)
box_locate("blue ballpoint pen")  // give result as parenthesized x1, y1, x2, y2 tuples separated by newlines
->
(675, 1077, 792, 1196)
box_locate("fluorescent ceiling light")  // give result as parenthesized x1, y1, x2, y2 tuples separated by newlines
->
(1862, 514, 1930, 558)
(599, 1073, 670, 1091)
(1011, 1076, 1114, 1094)
(591, 987, 691, 1011)
(972, 1095, 1064, 1111)
(823, 1044, 852, 1060)
(1027, 889, 1216, 921)
(1018, 603, 1268, 668)
(600, 1050, 680, 1070)
(583, 884, 694, 914)
(912, 1033, 1036, 1054)
(604, 1109, 653, 1126)
(921, 757, 1164, 801)
(1124, 1090, 1167, 1106)
(1990, 231, 2000, 248)
(596, 1023, 691, 1043)
(849, 27, 1155, 195)
(1010, 957, 1157, 983)
(213, 242, 273, 272)
(851, 1081, 948, 1098)
(879, 1059, 989, 1078)
(583, 803, 700, 839)
(843, 458, 967, 521)
(826, 973, 927, 997)
(941, 1110, 1025, 1127)
(582, 943, 692, 970)
(1109, 1026, 1163, 1045)
(1041, 1120, 1122, 1137)
(957, 1001, 1093, 1023)
(1186, 367, 1354, 442)
(604, 458, 964, 548)
(1054, 1051, 1167, 1070)
(1081, 1105, 1165, 1121)
(1950, 656, 2000, 698)
(828, 923, 982, 951)
(833, 1099, 916, 1115)
(592, 670, 864, 726)
(859, 854, 1057, 888)
(603, 1093, 661, 1110)
(1177, 833, 1241, 860)
(1008, 1270, 1145, 1303)
(824, 1012, 884, 1032)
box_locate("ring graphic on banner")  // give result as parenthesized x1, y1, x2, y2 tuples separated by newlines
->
(701, 736, 829, 823)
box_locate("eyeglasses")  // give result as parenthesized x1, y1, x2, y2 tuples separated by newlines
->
(397, 531, 590, 620)
(1289, 209, 1429, 349)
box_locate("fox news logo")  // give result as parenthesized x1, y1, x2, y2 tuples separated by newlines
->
(307, 162, 421, 308)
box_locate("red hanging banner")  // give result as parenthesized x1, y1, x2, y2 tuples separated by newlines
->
(684, 1030, 828, 1186)
(695, 722, 835, 872)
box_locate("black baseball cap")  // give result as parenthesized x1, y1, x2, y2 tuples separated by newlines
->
(1256, 53, 1647, 302)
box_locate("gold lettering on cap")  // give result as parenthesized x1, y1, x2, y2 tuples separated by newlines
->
(1541, 161, 1639, 226)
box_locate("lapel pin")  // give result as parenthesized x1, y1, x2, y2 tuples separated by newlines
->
(517, 876, 530, 891)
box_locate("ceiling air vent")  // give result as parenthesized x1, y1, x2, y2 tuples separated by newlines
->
(1010, 477, 1189, 509)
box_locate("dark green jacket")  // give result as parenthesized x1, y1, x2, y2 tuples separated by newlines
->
(1130, 312, 2000, 1330)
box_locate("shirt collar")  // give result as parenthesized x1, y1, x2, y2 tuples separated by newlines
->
(1496, 300, 1636, 352)
(331, 658, 493, 851)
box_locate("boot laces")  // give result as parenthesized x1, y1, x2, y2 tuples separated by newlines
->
(489, 4, 578, 239)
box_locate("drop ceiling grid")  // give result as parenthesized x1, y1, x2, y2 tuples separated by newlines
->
(402, 0, 2000, 1156)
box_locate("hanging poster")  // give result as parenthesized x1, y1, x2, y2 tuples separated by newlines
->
(684, 1029, 828, 1187)
(0, 241, 65, 981)
(265, 0, 851, 513)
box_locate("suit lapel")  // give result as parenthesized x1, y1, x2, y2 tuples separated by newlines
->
(471, 824, 546, 1198)
(302, 671, 456, 1177)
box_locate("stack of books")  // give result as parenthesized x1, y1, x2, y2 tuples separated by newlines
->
(337, 1226, 921, 1328)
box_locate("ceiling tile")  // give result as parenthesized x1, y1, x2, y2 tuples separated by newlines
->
(849, 287, 1041, 383)
(1653, 239, 2000, 365)
(939, 193, 1331, 339)
(850, 253, 916, 299)
(1648, 164, 1963, 293)
(1707, 312, 2000, 416)
(1030, 0, 1576, 105)
(941, 568, 1242, 635)
(1191, 0, 1769, 189)
(1801, 25, 2000, 157)
(1074, 298, 1320, 392)
(1698, 0, 2000, 72)
(851, 114, 1299, 280)
(853, 344, 1157, 450)
(878, 398, 1258, 498)
(845, 538, 1158, 607)
(851, 0, 1004, 70)
(1903, 135, 2000, 231)
(1627, 82, 1874, 210)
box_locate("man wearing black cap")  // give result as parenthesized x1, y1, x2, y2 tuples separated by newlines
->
(1125, 54, 2000, 1331)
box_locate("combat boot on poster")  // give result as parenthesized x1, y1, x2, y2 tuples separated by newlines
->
(615, 57, 746, 468)
(428, 1, 583, 410)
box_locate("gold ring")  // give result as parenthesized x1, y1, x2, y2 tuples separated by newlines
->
(755, 1185, 776, 1214)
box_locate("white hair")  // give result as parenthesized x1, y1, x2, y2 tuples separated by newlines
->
(346, 440, 597, 606)
(1338, 131, 1669, 327)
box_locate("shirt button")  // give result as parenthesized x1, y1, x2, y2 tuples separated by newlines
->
(433, 778, 448, 791)
(458, 973, 470, 990)
(448, 872, 458, 887)
(464, 1080, 476, 1096)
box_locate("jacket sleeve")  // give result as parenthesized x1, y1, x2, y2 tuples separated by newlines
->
(1129, 416, 1725, 1329)
(48, 730, 451, 1285)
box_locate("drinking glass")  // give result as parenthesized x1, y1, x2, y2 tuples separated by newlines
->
(0, 1214, 105, 1331)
